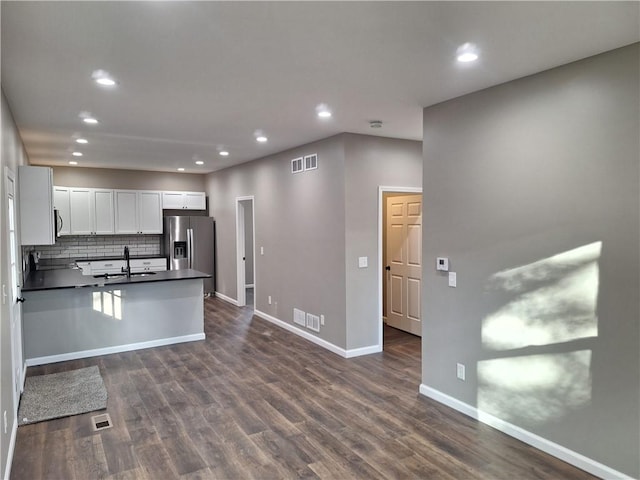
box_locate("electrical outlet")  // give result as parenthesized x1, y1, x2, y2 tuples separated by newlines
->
(268, 295, 272, 305)
(320, 314, 325, 326)
(456, 363, 466, 381)
(3, 410, 7, 434)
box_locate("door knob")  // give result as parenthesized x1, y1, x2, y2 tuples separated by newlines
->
(385, 265, 391, 271)
(16, 297, 25, 303)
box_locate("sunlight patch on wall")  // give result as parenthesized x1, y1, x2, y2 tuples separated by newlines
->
(483, 242, 601, 350)
(478, 350, 592, 426)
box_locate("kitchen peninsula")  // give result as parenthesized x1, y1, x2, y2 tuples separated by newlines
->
(21, 268, 210, 366)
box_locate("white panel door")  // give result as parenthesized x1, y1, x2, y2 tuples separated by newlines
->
(386, 194, 422, 336)
(93, 189, 114, 234)
(138, 191, 162, 233)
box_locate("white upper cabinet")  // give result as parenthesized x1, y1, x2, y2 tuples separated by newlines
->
(53, 186, 71, 236)
(69, 188, 114, 235)
(19, 166, 55, 245)
(115, 190, 162, 234)
(162, 191, 206, 210)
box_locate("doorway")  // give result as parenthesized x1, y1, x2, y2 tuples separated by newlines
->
(378, 186, 422, 350)
(236, 196, 255, 308)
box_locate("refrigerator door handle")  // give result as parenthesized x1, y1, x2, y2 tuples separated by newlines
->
(187, 228, 193, 269)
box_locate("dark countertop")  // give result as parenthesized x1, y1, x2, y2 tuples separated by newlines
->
(22, 268, 210, 292)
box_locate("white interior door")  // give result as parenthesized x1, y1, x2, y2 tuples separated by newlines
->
(6, 169, 24, 406)
(386, 194, 422, 336)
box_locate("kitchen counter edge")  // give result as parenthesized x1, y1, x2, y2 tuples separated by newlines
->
(22, 268, 210, 292)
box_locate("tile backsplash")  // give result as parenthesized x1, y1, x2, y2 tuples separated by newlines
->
(25, 235, 162, 269)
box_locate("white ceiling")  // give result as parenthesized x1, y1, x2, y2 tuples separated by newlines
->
(2, 2, 638, 174)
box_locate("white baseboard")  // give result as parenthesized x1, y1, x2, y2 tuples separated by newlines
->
(419, 385, 633, 480)
(254, 310, 380, 358)
(25, 333, 206, 367)
(345, 344, 382, 358)
(3, 418, 17, 480)
(215, 291, 238, 306)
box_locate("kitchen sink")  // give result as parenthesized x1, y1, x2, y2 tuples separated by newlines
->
(93, 273, 126, 279)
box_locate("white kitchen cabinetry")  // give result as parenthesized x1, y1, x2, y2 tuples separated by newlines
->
(69, 188, 115, 235)
(162, 191, 206, 210)
(130, 258, 167, 273)
(115, 190, 162, 234)
(87, 260, 126, 276)
(19, 166, 56, 245)
(53, 186, 71, 236)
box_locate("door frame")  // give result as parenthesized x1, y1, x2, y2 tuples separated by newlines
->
(5, 167, 24, 409)
(377, 186, 422, 349)
(235, 196, 255, 307)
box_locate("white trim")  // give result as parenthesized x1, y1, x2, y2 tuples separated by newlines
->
(3, 420, 17, 480)
(235, 196, 255, 308)
(255, 309, 380, 358)
(419, 385, 634, 480)
(215, 291, 239, 306)
(25, 333, 205, 367)
(378, 186, 422, 350)
(245, 284, 254, 288)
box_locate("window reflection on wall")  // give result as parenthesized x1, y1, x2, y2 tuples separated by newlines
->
(92, 290, 123, 320)
(479, 242, 601, 427)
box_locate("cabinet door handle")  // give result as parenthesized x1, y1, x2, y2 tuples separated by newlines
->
(16, 297, 25, 303)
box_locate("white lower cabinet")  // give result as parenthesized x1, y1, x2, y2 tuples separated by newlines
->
(130, 258, 167, 273)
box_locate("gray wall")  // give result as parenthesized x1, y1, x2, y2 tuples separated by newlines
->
(241, 200, 254, 285)
(0, 90, 27, 478)
(207, 135, 348, 348)
(422, 44, 639, 477)
(344, 134, 422, 349)
(53, 166, 206, 191)
(207, 133, 422, 351)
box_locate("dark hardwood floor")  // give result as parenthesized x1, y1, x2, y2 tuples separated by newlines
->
(11, 297, 596, 479)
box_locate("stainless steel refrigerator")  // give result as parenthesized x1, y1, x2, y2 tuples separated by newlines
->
(163, 216, 215, 294)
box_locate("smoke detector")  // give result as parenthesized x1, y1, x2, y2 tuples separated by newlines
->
(369, 120, 383, 128)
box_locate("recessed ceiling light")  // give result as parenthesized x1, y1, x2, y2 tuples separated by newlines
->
(456, 43, 479, 63)
(79, 112, 99, 124)
(369, 120, 383, 128)
(195, 160, 204, 165)
(68, 161, 78, 165)
(256, 136, 267, 143)
(316, 104, 332, 118)
(219, 150, 229, 156)
(72, 151, 83, 157)
(177, 167, 185, 171)
(92, 69, 117, 87)
(75, 138, 88, 144)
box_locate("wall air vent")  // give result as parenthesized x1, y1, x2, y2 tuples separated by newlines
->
(293, 308, 306, 326)
(304, 154, 318, 171)
(291, 157, 303, 174)
(306, 313, 320, 332)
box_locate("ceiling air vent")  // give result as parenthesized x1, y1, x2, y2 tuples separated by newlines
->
(291, 157, 303, 174)
(304, 154, 318, 171)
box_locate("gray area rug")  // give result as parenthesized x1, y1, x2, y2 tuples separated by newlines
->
(18, 366, 108, 426)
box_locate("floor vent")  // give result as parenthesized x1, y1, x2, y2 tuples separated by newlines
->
(306, 313, 320, 332)
(91, 413, 112, 431)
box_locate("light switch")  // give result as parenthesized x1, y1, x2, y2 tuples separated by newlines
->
(260, 246, 264, 255)
(448, 272, 457, 287)
(358, 256, 368, 268)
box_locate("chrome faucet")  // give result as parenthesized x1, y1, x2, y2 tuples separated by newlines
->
(122, 246, 131, 278)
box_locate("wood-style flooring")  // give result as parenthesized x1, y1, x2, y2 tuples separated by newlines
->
(11, 297, 596, 479)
